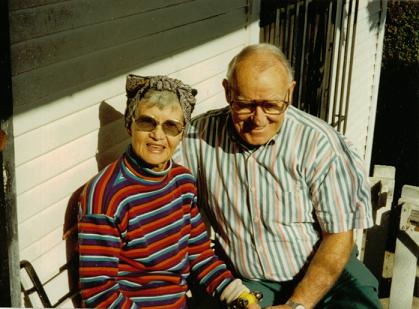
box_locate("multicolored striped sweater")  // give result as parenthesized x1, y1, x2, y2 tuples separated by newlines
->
(78, 146, 234, 308)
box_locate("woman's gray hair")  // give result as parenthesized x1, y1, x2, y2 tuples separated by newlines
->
(124, 74, 197, 130)
(226, 43, 294, 84)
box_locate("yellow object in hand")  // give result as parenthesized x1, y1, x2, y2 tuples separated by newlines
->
(238, 291, 257, 305)
(228, 290, 263, 309)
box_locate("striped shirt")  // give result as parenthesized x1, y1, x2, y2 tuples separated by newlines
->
(181, 105, 373, 282)
(78, 146, 233, 309)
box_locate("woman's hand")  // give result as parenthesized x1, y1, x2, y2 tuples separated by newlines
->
(247, 304, 262, 309)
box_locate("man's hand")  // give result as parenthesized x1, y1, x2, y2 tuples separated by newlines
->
(282, 231, 354, 308)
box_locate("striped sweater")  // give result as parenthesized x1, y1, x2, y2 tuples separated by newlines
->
(78, 146, 233, 308)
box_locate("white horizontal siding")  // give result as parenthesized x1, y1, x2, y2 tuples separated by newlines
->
(43, 269, 72, 307)
(15, 44, 243, 197)
(11, 0, 261, 303)
(193, 92, 228, 117)
(20, 226, 63, 262)
(13, 30, 247, 137)
(17, 157, 97, 226)
(31, 241, 68, 284)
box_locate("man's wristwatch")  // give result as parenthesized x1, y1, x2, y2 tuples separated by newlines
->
(285, 299, 306, 309)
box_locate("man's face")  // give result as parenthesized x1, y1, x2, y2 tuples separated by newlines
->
(224, 60, 295, 146)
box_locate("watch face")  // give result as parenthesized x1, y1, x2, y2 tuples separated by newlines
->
(295, 305, 305, 309)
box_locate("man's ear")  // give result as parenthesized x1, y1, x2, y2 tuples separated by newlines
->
(222, 79, 230, 103)
(288, 80, 297, 105)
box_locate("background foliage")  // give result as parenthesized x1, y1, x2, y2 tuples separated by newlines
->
(382, 0, 419, 66)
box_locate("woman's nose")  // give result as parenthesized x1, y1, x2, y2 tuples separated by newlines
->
(150, 125, 165, 139)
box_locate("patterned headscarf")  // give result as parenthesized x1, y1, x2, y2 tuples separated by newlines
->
(124, 74, 197, 130)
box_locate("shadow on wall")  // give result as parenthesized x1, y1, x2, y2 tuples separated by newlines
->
(63, 101, 128, 306)
(96, 101, 129, 171)
(10, 0, 257, 118)
(63, 185, 83, 308)
(367, 0, 386, 31)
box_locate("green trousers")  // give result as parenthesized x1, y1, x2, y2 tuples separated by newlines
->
(188, 250, 381, 308)
(242, 251, 381, 309)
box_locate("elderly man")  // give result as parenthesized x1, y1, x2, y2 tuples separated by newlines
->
(181, 44, 381, 308)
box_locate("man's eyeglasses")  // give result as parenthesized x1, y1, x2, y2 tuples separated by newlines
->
(133, 115, 184, 136)
(230, 99, 289, 115)
(229, 86, 291, 115)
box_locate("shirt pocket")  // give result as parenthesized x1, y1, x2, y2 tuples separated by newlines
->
(270, 186, 315, 225)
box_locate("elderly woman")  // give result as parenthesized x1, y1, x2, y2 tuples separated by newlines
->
(77, 75, 260, 309)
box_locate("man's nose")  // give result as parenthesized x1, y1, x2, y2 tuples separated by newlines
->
(251, 106, 267, 125)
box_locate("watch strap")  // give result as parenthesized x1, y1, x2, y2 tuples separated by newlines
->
(285, 299, 306, 309)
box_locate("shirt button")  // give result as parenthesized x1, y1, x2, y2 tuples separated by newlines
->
(250, 186, 256, 192)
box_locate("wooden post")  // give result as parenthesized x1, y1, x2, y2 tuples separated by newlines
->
(389, 185, 419, 309)
(361, 165, 395, 308)
(0, 0, 21, 307)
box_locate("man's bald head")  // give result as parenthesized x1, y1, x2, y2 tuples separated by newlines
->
(226, 43, 294, 86)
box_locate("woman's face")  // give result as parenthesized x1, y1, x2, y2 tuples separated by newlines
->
(130, 101, 184, 171)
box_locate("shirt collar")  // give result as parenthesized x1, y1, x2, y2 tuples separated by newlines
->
(124, 145, 171, 181)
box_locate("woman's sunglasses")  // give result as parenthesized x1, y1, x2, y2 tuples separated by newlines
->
(132, 115, 184, 137)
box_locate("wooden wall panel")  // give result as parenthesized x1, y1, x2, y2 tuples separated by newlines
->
(28, 241, 68, 284)
(20, 226, 63, 261)
(13, 30, 247, 137)
(11, 0, 246, 74)
(11, 2, 248, 109)
(14, 45, 244, 197)
(17, 158, 97, 230)
(19, 198, 69, 250)
(14, 104, 102, 165)
(193, 92, 227, 117)
(10, 0, 190, 42)
(10, 0, 66, 11)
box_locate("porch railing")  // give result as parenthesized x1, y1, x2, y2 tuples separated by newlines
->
(260, 0, 359, 134)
